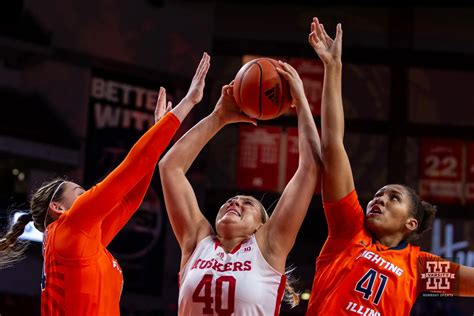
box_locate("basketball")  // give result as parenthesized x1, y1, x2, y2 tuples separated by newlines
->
(233, 57, 292, 120)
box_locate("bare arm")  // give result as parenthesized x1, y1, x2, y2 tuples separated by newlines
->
(458, 265, 474, 296)
(64, 112, 180, 234)
(309, 18, 355, 202)
(257, 62, 321, 268)
(56, 54, 209, 257)
(159, 83, 255, 265)
(159, 111, 222, 259)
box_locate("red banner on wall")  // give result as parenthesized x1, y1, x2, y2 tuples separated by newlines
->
(419, 139, 464, 204)
(465, 142, 474, 204)
(237, 126, 281, 191)
(289, 58, 324, 116)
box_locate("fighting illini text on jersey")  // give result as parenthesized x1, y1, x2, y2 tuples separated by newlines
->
(306, 190, 460, 316)
(179, 235, 286, 316)
(41, 113, 180, 315)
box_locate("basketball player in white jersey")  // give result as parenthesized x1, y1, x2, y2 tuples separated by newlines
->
(159, 59, 321, 315)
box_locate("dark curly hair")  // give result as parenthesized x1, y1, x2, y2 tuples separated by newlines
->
(402, 185, 437, 242)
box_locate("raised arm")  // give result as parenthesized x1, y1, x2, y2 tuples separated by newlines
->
(100, 172, 153, 247)
(309, 18, 355, 202)
(100, 87, 173, 246)
(257, 61, 320, 269)
(64, 111, 180, 235)
(159, 83, 255, 266)
(64, 54, 210, 235)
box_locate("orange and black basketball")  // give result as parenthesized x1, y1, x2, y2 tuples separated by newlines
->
(233, 57, 292, 120)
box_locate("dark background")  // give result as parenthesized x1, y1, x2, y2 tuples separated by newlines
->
(0, 0, 473, 315)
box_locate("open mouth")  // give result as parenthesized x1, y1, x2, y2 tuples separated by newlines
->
(368, 205, 382, 216)
(225, 208, 241, 217)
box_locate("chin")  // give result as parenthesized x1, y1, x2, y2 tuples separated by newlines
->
(365, 218, 382, 234)
(216, 219, 237, 231)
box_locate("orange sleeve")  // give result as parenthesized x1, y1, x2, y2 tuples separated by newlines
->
(323, 189, 364, 237)
(416, 251, 461, 296)
(63, 112, 180, 235)
(318, 190, 365, 258)
(100, 167, 155, 247)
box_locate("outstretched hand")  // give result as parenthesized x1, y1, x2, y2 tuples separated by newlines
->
(184, 52, 211, 105)
(213, 83, 257, 126)
(275, 60, 307, 108)
(308, 17, 342, 65)
(154, 87, 173, 123)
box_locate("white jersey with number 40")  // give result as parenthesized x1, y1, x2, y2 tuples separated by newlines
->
(178, 235, 286, 316)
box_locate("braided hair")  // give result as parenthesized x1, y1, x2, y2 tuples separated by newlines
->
(0, 212, 32, 268)
(0, 178, 67, 269)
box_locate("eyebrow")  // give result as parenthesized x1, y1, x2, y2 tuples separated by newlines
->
(376, 188, 403, 196)
(387, 189, 403, 196)
(240, 197, 255, 203)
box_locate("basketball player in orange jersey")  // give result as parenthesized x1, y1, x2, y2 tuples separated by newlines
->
(0, 53, 210, 315)
(159, 61, 321, 315)
(305, 17, 474, 316)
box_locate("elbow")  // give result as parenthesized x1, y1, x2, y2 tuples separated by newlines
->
(321, 129, 344, 149)
(158, 157, 167, 171)
(298, 159, 318, 178)
(321, 139, 345, 154)
(158, 156, 173, 173)
(158, 156, 184, 177)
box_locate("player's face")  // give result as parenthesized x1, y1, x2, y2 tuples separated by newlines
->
(58, 182, 85, 211)
(365, 185, 414, 237)
(215, 195, 263, 237)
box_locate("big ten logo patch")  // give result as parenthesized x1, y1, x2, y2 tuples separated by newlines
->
(419, 260, 457, 294)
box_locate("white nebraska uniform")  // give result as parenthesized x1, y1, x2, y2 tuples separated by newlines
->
(178, 235, 286, 316)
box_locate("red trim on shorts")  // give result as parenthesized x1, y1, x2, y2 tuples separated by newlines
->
(274, 274, 286, 316)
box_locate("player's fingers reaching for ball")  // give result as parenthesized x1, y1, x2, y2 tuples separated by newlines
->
(280, 61, 299, 78)
(275, 62, 292, 80)
(335, 23, 343, 42)
(194, 52, 210, 81)
(308, 31, 316, 47)
(320, 24, 334, 46)
(237, 112, 258, 126)
(185, 52, 211, 105)
(314, 18, 327, 46)
(221, 84, 231, 96)
(276, 61, 306, 107)
(226, 86, 234, 96)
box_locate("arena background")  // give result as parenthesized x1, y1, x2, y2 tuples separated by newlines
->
(0, 0, 473, 315)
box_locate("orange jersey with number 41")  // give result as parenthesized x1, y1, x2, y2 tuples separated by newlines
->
(306, 190, 460, 316)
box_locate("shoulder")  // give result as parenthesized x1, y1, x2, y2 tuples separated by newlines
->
(194, 235, 217, 251)
(323, 189, 363, 213)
